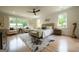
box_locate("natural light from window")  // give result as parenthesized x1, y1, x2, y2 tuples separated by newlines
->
(9, 17, 28, 29)
(57, 13, 67, 28)
(37, 19, 41, 28)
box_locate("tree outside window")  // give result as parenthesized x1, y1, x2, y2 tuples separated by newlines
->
(16, 18, 27, 28)
(9, 17, 28, 29)
(58, 13, 67, 28)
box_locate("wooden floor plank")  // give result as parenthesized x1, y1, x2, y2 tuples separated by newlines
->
(7, 33, 79, 52)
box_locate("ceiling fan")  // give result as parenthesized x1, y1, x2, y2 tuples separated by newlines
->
(27, 8, 40, 15)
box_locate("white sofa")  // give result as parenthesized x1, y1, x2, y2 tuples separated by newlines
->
(7, 28, 18, 35)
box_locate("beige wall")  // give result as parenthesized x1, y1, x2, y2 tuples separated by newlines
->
(0, 16, 9, 29)
(28, 18, 43, 29)
(27, 18, 37, 29)
(75, 7, 79, 38)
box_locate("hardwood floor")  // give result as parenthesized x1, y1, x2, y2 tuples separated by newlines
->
(7, 34, 31, 52)
(7, 33, 79, 52)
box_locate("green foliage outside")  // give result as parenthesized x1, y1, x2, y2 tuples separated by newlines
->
(10, 17, 27, 27)
(16, 18, 27, 27)
(59, 15, 67, 27)
(10, 17, 16, 23)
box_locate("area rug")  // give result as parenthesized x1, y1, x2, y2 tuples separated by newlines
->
(20, 33, 55, 52)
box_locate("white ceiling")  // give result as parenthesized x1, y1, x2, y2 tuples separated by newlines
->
(0, 6, 71, 19)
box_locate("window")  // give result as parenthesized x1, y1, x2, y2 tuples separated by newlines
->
(9, 17, 28, 29)
(16, 18, 27, 28)
(37, 19, 41, 28)
(57, 13, 67, 28)
(9, 17, 17, 29)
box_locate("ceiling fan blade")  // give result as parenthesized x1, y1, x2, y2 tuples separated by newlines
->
(27, 11, 33, 13)
(36, 9, 40, 12)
